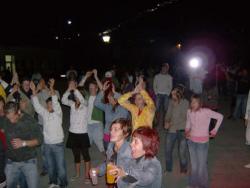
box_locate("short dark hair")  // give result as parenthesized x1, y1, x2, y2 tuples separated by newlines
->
(4, 101, 19, 114)
(110, 118, 132, 138)
(132, 126, 160, 159)
(46, 97, 52, 104)
(172, 87, 184, 101)
(21, 76, 31, 83)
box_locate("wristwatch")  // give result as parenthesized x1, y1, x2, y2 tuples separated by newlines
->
(22, 141, 27, 147)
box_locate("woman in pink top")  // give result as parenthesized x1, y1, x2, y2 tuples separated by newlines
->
(185, 94, 223, 188)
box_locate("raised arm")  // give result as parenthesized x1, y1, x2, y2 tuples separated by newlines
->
(118, 92, 136, 113)
(30, 81, 47, 116)
(140, 90, 155, 112)
(49, 79, 62, 116)
(94, 91, 106, 111)
(93, 69, 103, 90)
(61, 81, 76, 106)
(74, 89, 85, 104)
(78, 71, 93, 87)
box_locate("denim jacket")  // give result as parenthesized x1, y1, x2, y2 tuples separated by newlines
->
(98, 140, 132, 176)
(118, 156, 162, 188)
(94, 91, 128, 134)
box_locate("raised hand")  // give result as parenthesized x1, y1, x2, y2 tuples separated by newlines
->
(30, 81, 36, 94)
(12, 84, 19, 94)
(85, 71, 93, 79)
(102, 81, 110, 91)
(92, 69, 97, 77)
(112, 83, 116, 93)
(132, 84, 141, 94)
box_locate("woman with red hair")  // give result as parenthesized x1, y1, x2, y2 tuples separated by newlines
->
(110, 126, 162, 188)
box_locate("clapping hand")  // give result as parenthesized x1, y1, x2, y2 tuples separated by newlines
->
(103, 81, 110, 91)
(30, 81, 36, 94)
(92, 69, 98, 77)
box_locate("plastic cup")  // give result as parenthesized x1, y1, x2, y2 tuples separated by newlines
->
(106, 163, 116, 184)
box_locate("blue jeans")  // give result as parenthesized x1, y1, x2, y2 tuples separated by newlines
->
(233, 94, 248, 119)
(44, 143, 68, 187)
(5, 158, 38, 188)
(88, 123, 105, 153)
(188, 140, 209, 188)
(39, 124, 48, 173)
(165, 131, 188, 172)
(156, 94, 169, 113)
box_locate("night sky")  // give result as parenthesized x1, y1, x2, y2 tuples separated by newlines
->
(0, 1, 248, 43)
(0, 0, 249, 66)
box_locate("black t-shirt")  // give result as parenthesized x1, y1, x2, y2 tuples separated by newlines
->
(237, 76, 250, 95)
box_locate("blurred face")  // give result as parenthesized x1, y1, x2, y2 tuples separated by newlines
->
(191, 98, 201, 111)
(39, 79, 46, 89)
(22, 80, 30, 92)
(171, 90, 178, 101)
(69, 80, 77, 89)
(110, 123, 125, 143)
(89, 83, 98, 96)
(6, 111, 19, 124)
(130, 136, 145, 159)
(46, 101, 53, 112)
(161, 65, 168, 74)
(134, 94, 145, 107)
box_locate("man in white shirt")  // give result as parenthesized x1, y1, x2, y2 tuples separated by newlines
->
(31, 79, 68, 188)
(36, 78, 60, 176)
(153, 63, 173, 126)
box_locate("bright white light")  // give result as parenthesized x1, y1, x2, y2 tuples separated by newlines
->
(60, 74, 66, 78)
(67, 20, 72, 25)
(77, 33, 80, 37)
(189, 58, 200, 68)
(55, 36, 59, 40)
(102, 35, 111, 43)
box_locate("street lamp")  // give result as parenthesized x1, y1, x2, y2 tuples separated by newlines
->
(189, 58, 200, 69)
(176, 43, 182, 49)
(102, 35, 111, 43)
(67, 20, 72, 25)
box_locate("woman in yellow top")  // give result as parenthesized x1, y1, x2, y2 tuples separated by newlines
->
(0, 84, 6, 101)
(118, 79, 156, 131)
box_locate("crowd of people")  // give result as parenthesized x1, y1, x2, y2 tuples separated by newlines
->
(0, 61, 249, 188)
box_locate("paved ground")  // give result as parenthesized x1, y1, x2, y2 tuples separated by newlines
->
(38, 97, 250, 188)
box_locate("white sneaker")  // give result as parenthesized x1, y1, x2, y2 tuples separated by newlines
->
(244, 163, 250, 168)
(48, 184, 59, 188)
(70, 175, 80, 181)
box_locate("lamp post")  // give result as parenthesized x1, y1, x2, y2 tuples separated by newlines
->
(102, 35, 111, 43)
